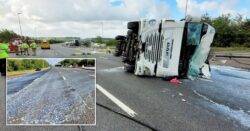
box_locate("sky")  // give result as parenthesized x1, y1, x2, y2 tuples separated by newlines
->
(0, 0, 249, 38)
(45, 58, 65, 65)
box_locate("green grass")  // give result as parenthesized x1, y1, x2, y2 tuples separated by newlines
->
(7, 68, 49, 78)
(211, 47, 250, 53)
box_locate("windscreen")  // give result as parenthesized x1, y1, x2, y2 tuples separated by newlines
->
(187, 23, 213, 79)
(178, 22, 206, 77)
(187, 23, 203, 45)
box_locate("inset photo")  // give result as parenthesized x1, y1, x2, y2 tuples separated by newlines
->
(6, 58, 96, 125)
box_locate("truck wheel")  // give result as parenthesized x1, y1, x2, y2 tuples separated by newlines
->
(127, 29, 134, 37)
(114, 43, 122, 57)
(115, 35, 126, 40)
(127, 21, 139, 33)
(124, 63, 135, 73)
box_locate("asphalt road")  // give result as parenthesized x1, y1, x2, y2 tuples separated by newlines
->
(7, 70, 48, 95)
(0, 54, 249, 130)
(6, 67, 95, 125)
(0, 76, 5, 125)
(10, 44, 107, 58)
(82, 55, 249, 131)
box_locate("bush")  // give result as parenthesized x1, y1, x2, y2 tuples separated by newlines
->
(202, 14, 250, 47)
(7, 59, 49, 72)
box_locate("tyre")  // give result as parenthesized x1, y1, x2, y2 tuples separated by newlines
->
(127, 29, 133, 36)
(114, 52, 120, 57)
(127, 21, 139, 32)
(124, 63, 135, 73)
(114, 43, 122, 57)
(115, 35, 126, 40)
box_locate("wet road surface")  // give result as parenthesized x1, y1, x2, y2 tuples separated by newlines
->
(1, 54, 249, 131)
(7, 67, 95, 125)
(83, 55, 250, 131)
(0, 76, 5, 125)
(183, 65, 250, 128)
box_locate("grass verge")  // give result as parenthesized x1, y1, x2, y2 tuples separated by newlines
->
(211, 47, 250, 53)
(7, 68, 49, 78)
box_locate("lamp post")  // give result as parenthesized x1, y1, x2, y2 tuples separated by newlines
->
(17, 12, 23, 36)
(34, 25, 38, 39)
(102, 21, 103, 37)
(101, 21, 103, 44)
(185, 0, 189, 19)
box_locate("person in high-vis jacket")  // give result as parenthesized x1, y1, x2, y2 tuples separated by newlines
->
(30, 41, 37, 56)
(0, 39, 9, 76)
(21, 42, 29, 56)
(20, 42, 24, 55)
(0, 39, 9, 58)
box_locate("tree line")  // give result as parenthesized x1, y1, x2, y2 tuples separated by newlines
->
(0, 29, 65, 44)
(59, 59, 95, 67)
(0, 29, 20, 43)
(93, 36, 118, 46)
(7, 59, 49, 72)
(202, 13, 250, 47)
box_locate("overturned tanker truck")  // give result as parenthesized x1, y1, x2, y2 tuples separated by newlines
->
(115, 16, 216, 79)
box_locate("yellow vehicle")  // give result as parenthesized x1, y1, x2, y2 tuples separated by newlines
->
(41, 40, 50, 49)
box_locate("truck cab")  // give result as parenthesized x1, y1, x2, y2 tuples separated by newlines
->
(122, 16, 215, 79)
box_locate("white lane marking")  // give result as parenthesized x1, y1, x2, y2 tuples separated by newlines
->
(97, 84, 137, 117)
(62, 76, 66, 80)
(100, 66, 124, 72)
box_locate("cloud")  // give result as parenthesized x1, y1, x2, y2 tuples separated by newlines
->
(1, 0, 249, 38)
(0, 0, 171, 37)
(176, 0, 249, 18)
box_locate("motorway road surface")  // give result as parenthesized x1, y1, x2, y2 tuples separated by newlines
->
(83, 55, 250, 131)
(0, 76, 5, 125)
(10, 44, 106, 58)
(6, 67, 95, 125)
(7, 70, 48, 95)
(0, 54, 250, 130)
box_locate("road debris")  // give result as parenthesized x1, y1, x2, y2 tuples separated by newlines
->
(7, 67, 95, 124)
(178, 93, 183, 96)
(181, 99, 186, 102)
(221, 60, 227, 64)
(169, 77, 181, 84)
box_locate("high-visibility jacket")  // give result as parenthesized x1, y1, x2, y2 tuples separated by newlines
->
(21, 43, 29, 49)
(30, 42, 37, 49)
(0, 43, 9, 58)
